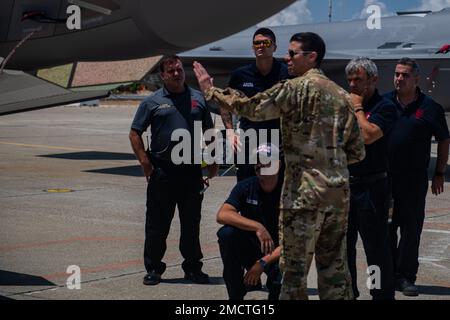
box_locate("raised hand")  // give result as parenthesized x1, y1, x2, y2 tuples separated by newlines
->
(193, 61, 213, 93)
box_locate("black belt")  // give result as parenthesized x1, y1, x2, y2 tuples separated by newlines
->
(349, 172, 387, 184)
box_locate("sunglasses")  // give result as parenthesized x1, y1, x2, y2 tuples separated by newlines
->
(287, 49, 314, 58)
(253, 39, 273, 48)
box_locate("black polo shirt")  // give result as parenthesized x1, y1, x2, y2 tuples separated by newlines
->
(384, 88, 450, 173)
(225, 176, 282, 245)
(348, 90, 398, 176)
(228, 59, 289, 133)
(131, 85, 214, 163)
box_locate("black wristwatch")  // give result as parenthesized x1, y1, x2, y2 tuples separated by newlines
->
(258, 259, 267, 271)
(434, 171, 445, 177)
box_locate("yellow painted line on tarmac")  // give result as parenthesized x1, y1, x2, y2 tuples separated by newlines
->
(0, 141, 91, 152)
(45, 189, 74, 193)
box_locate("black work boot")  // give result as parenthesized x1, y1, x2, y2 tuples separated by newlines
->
(143, 270, 162, 286)
(184, 270, 210, 284)
(396, 278, 419, 297)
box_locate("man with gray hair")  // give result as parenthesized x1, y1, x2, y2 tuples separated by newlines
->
(345, 57, 397, 299)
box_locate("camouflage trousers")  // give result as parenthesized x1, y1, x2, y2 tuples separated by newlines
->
(279, 205, 353, 300)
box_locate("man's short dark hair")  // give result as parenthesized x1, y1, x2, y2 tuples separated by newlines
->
(253, 27, 276, 43)
(289, 32, 326, 67)
(159, 55, 182, 73)
(397, 57, 420, 75)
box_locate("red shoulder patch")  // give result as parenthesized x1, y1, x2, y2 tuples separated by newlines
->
(415, 109, 424, 119)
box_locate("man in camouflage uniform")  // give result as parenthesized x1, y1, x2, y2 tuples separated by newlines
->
(194, 32, 365, 300)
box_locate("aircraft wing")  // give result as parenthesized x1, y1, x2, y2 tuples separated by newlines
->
(0, 68, 109, 116)
(0, 0, 296, 71)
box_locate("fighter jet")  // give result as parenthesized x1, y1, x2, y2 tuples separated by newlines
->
(0, 0, 295, 115)
(180, 8, 450, 111)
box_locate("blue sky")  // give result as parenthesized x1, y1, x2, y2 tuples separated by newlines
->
(258, 0, 450, 26)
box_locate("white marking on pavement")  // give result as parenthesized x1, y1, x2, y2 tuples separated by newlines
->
(419, 257, 443, 262)
(0, 141, 90, 152)
(423, 229, 450, 235)
(419, 258, 449, 271)
(419, 229, 450, 273)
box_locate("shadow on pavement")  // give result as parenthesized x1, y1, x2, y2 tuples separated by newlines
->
(38, 151, 236, 177)
(38, 151, 136, 161)
(0, 270, 56, 286)
(162, 276, 224, 285)
(85, 165, 143, 177)
(418, 285, 450, 296)
(84, 165, 236, 177)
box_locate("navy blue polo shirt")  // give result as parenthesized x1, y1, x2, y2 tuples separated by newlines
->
(228, 59, 289, 132)
(384, 88, 450, 172)
(224, 176, 282, 244)
(348, 90, 398, 176)
(131, 85, 214, 162)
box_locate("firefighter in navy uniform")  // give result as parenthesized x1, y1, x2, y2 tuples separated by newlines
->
(384, 58, 450, 296)
(345, 57, 397, 300)
(219, 27, 289, 182)
(129, 55, 218, 286)
(216, 143, 283, 300)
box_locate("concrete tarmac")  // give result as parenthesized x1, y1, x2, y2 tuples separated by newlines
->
(0, 104, 449, 300)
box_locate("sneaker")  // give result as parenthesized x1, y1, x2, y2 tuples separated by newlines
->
(396, 278, 419, 297)
(184, 270, 210, 284)
(143, 270, 161, 285)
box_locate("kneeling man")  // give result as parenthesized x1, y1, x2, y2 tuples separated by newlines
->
(217, 143, 282, 300)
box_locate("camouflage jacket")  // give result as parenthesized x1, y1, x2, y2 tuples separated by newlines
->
(206, 68, 365, 210)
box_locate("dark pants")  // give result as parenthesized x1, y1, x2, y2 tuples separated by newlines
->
(390, 170, 428, 283)
(347, 176, 395, 300)
(144, 163, 204, 275)
(217, 226, 281, 300)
